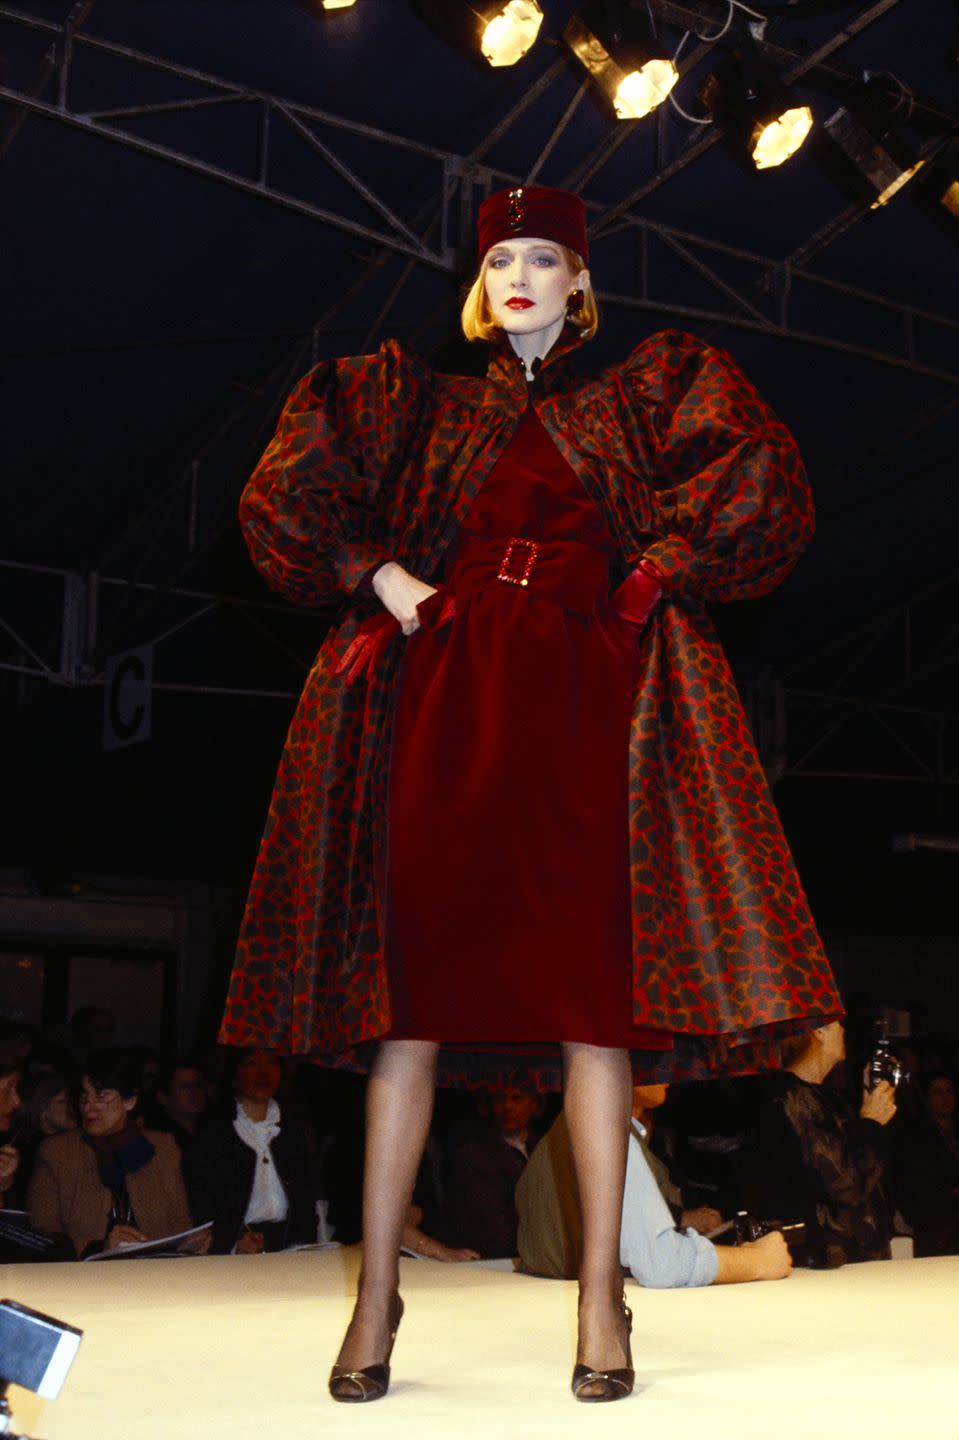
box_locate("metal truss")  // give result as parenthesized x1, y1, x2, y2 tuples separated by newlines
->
(0, 559, 309, 701)
(1, 4, 956, 386)
(742, 574, 959, 789)
(3, 0, 957, 727)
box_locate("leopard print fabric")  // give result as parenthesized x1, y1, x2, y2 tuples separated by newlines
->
(219, 327, 842, 1086)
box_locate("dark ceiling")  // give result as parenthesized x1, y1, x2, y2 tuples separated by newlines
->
(1, 0, 957, 934)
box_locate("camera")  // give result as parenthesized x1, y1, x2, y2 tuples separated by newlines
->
(867, 1023, 905, 1091)
(733, 1211, 806, 1250)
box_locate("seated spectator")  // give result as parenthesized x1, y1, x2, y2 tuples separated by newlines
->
(197, 1048, 322, 1254)
(754, 1021, 896, 1266)
(890, 1070, 959, 1257)
(8, 1069, 78, 1208)
(153, 1059, 208, 1134)
(0, 1052, 22, 1209)
(150, 1058, 211, 1217)
(27, 1048, 195, 1257)
(129, 1046, 162, 1112)
(517, 1084, 791, 1287)
(441, 1087, 542, 1258)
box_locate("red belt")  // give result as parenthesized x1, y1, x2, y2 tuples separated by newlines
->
(338, 536, 614, 683)
(448, 535, 610, 617)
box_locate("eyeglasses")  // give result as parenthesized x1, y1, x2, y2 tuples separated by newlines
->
(78, 1088, 123, 1108)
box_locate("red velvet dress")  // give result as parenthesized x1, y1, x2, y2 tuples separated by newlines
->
(386, 404, 665, 1051)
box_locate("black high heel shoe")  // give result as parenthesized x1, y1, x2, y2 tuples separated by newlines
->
(571, 1295, 634, 1403)
(328, 1293, 404, 1403)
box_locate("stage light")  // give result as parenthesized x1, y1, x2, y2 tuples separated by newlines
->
(481, 1, 543, 67)
(563, 11, 677, 121)
(822, 101, 925, 208)
(701, 52, 812, 171)
(411, 1, 543, 69)
(942, 179, 959, 220)
(297, 0, 357, 16)
(750, 106, 813, 170)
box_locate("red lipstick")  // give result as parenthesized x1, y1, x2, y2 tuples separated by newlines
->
(505, 297, 534, 310)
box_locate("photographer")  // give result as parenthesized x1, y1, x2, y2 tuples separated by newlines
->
(754, 1021, 896, 1267)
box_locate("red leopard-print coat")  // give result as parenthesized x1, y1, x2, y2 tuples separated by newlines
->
(219, 326, 842, 1087)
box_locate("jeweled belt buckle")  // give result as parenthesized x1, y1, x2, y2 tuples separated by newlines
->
(497, 536, 539, 588)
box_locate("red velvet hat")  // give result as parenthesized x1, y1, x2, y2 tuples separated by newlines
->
(477, 185, 589, 264)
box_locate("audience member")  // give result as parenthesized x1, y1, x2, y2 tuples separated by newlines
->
(150, 1058, 211, 1214)
(129, 1045, 162, 1109)
(0, 1052, 22, 1209)
(441, 1087, 542, 1258)
(7, 1069, 78, 1208)
(890, 1070, 959, 1256)
(27, 1048, 195, 1257)
(754, 1021, 896, 1266)
(197, 1048, 322, 1254)
(517, 1084, 791, 1287)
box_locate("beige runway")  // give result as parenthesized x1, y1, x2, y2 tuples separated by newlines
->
(2, 1247, 956, 1440)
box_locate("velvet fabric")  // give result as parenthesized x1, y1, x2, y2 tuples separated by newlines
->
(477, 185, 588, 263)
(387, 406, 665, 1050)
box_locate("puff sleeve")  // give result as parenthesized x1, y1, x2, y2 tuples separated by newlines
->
(239, 339, 430, 605)
(627, 330, 814, 603)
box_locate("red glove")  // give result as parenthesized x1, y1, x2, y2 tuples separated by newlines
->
(612, 557, 667, 629)
(335, 611, 400, 684)
(414, 587, 457, 633)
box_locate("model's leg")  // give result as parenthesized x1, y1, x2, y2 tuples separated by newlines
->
(333, 1038, 439, 1376)
(562, 1041, 633, 1395)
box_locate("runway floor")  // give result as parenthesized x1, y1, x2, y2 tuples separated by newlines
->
(2, 1246, 956, 1440)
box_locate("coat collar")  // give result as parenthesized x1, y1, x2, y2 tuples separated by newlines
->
(485, 323, 585, 402)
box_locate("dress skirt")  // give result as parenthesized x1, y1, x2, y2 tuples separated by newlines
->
(386, 405, 669, 1053)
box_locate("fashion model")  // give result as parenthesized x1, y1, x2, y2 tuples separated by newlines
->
(220, 185, 842, 1402)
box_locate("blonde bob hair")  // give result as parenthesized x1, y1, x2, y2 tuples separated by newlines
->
(461, 244, 598, 344)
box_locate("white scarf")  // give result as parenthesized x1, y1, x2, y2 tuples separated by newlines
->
(233, 1099, 288, 1225)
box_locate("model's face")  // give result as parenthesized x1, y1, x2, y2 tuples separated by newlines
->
(78, 1077, 137, 1137)
(0, 1073, 20, 1130)
(235, 1050, 282, 1103)
(483, 237, 586, 342)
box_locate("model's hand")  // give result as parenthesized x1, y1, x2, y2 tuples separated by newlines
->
(372, 561, 437, 636)
(681, 1204, 723, 1234)
(0, 1144, 20, 1192)
(105, 1223, 148, 1250)
(744, 1230, 792, 1280)
(860, 1079, 896, 1126)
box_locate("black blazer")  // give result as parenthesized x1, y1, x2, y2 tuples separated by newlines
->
(195, 1105, 322, 1254)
